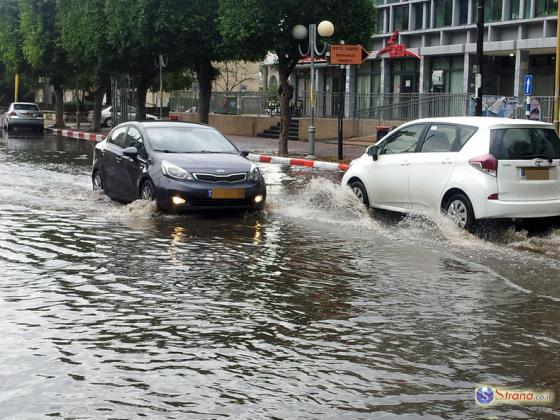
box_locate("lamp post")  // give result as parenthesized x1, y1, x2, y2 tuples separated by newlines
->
(293, 20, 334, 158)
(155, 54, 168, 119)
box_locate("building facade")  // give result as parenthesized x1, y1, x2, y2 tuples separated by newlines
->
(293, 0, 558, 118)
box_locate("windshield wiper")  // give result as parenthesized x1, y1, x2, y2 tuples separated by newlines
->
(153, 149, 179, 153)
(521, 154, 554, 163)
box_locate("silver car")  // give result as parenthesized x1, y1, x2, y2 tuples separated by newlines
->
(88, 106, 159, 127)
(2, 102, 44, 132)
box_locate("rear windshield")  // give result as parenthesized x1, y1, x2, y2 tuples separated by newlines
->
(490, 127, 560, 160)
(14, 104, 40, 111)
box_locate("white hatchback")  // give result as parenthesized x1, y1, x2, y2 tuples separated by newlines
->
(342, 117, 560, 230)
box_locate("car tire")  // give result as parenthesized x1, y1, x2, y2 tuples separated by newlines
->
(349, 180, 370, 207)
(105, 118, 113, 127)
(140, 180, 156, 201)
(444, 193, 475, 231)
(92, 171, 103, 191)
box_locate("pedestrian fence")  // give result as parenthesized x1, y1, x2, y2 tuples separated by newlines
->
(170, 91, 556, 123)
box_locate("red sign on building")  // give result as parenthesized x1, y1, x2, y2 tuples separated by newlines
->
(375, 31, 421, 60)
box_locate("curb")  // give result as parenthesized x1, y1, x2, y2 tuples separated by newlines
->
(47, 127, 349, 172)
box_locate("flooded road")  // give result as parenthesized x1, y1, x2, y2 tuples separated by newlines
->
(0, 131, 559, 418)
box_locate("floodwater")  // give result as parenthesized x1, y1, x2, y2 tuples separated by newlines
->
(0, 131, 559, 419)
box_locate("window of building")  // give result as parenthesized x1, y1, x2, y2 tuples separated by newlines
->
(459, 0, 469, 24)
(525, 0, 532, 17)
(413, 3, 424, 30)
(377, 9, 385, 33)
(434, 0, 452, 27)
(535, 0, 558, 16)
(394, 5, 409, 31)
(430, 56, 464, 93)
(509, 0, 520, 19)
(485, 0, 502, 22)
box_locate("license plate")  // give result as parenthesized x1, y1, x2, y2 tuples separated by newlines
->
(521, 168, 550, 181)
(209, 188, 245, 199)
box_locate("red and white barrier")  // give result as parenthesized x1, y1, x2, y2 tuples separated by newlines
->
(47, 127, 349, 172)
(47, 128, 105, 142)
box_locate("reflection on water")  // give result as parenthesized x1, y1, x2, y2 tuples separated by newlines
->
(0, 133, 559, 418)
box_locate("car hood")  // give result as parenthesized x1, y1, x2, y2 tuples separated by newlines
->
(156, 152, 252, 173)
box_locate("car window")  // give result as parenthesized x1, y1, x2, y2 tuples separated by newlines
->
(381, 124, 426, 155)
(145, 127, 238, 154)
(125, 126, 147, 158)
(452, 125, 478, 151)
(14, 103, 40, 111)
(490, 127, 560, 159)
(420, 124, 455, 153)
(107, 126, 128, 148)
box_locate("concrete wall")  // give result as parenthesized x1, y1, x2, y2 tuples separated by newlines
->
(170, 112, 280, 137)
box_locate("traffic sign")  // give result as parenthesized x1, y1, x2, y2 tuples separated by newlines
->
(524, 75, 533, 96)
(330, 44, 369, 65)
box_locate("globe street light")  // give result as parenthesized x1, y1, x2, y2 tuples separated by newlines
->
(293, 20, 334, 157)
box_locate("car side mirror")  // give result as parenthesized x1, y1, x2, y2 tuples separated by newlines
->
(123, 146, 138, 159)
(240, 150, 250, 157)
(367, 145, 379, 161)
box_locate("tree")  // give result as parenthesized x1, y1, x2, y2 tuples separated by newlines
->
(57, 0, 112, 132)
(17, 0, 72, 127)
(220, 0, 376, 155)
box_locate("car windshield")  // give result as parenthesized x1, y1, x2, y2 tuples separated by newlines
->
(14, 104, 39, 111)
(490, 127, 560, 160)
(146, 126, 238, 154)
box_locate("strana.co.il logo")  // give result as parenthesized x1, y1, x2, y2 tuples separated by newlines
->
(475, 386, 494, 405)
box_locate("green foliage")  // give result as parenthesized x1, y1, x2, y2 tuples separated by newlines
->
(0, 0, 23, 74)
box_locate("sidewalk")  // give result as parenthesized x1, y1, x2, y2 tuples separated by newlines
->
(52, 122, 369, 161)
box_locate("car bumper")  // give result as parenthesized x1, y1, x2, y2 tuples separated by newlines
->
(7, 118, 44, 128)
(477, 198, 560, 219)
(154, 176, 267, 212)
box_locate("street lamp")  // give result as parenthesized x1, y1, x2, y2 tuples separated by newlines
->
(293, 20, 334, 158)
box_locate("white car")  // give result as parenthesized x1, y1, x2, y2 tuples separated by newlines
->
(88, 106, 158, 127)
(2, 102, 44, 132)
(342, 117, 560, 230)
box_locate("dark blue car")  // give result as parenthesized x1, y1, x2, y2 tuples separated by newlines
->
(92, 121, 266, 211)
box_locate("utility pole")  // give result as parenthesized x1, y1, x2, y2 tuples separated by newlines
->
(155, 55, 168, 119)
(14, 73, 19, 102)
(554, 6, 560, 132)
(475, 0, 484, 116)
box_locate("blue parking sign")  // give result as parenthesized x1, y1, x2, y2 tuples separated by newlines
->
(524, 75, 533, 96)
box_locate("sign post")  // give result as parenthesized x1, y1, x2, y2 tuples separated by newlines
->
(330, 44, 369, 160)
(524, 75, 533, 119)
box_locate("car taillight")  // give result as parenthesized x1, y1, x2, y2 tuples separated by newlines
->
(469, 154, 498, 177)
(9, 111, 16, 116)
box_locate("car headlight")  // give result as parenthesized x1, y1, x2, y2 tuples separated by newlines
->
(248, 164, 260, 181)
(161, 160, 193, 181)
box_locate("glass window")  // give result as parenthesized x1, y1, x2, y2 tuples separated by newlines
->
(485, 0, 502, 22)
(510, 0, 520, 19)
(14, 103, 40, 111)
(535, 0, 558, 16)
(125, 126, 147, 158)
(382, 124, 426, 154)
(421, 125, 455, 152)
(490, 128, 560, 159)
(394, 5, 409, 31)
(146, 127, 238, 154)
(459, 0, 469, 24)
(455, 125, 478, 150)
(525, 0, 532, 17)
(108, 126, 128, 148)
(413, 3, 424, 29)
(377, 9, 385, 33)
(435, 0, 453, 26)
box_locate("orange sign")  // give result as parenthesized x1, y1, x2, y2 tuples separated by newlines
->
(330, 44, 369, 65)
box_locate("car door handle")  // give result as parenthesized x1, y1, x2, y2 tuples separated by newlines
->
(400, 161, 410, 166)
(441, 160, 452, 165)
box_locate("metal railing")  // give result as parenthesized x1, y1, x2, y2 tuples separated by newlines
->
(169, 91, 556, 122)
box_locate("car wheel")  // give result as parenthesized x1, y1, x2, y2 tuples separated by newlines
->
(105, 117, 113, 127)
(349, 180, 370, 207)
(92, 171, 103, 191)
(140, 180, 156, 201)
(444, 193, 475, 230)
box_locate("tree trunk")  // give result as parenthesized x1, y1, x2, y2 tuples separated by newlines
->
(53, 84, 65, 128)
(136, 76, 148, 121)
(278, 60, 294, 156)
(195, 57, 217, 124)
(91, 85, 105, 132)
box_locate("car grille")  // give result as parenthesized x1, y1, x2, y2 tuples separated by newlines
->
(193, 173, 246, 183)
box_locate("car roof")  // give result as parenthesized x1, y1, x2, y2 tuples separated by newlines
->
(136, 121, 210, 129)
(11, 102, 39, 106)
(402, 116, 552, 129)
